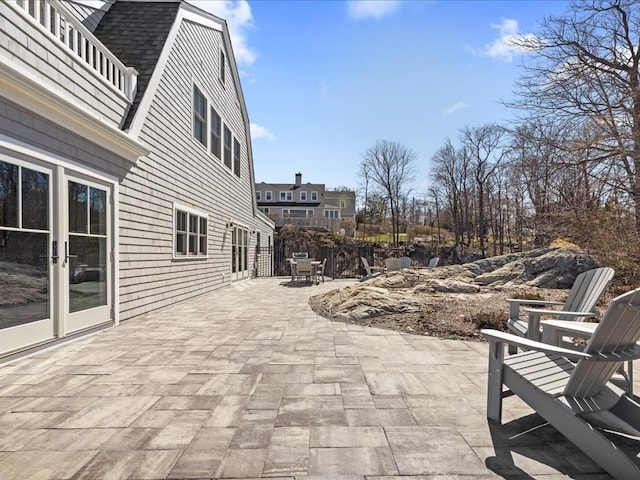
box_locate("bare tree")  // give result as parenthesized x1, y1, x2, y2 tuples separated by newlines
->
(460, 124, 509, 256)
(510, 0, 640, 234)
(360, 140, 417, 245)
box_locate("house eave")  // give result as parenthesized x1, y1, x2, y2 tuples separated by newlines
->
(0, 54, 149, 163)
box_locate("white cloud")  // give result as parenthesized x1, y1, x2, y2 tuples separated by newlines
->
(195, 1, 257, 67)
(442, 102, 469, 117)
(346, 0, 401, 20)
(251, 123, 276, 140)
(483, 18, 539, 62)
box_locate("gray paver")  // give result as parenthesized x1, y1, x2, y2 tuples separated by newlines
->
(0, 277, 626, 479)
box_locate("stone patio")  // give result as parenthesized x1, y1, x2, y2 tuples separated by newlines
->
(0, 277, 631, 479)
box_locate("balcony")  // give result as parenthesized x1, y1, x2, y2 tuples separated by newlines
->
(11, 0, 137, 101)
(267, 214, 342, 232)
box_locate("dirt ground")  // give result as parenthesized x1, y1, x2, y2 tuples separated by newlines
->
(309, 288, 571, 341)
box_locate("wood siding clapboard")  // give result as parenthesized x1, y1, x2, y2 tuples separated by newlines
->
(118, 19, 257, 320)
(0, 2, 129, 126)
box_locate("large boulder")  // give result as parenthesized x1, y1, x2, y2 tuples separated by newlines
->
(310, 248, 602, 322)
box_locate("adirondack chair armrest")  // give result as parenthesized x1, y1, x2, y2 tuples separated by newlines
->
(481, 329, 592, 361)
(506, 299, 564, 325)
(522, 308, 599, 341)
(506, 298, 564, 308)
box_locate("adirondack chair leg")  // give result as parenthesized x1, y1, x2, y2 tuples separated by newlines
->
(506, 368, 640, 479)
(486, 340, 505, 423)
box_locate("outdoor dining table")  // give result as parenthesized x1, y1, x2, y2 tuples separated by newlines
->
(287, 258, 321, 283)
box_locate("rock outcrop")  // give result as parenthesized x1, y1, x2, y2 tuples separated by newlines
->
(310, 248, 601, 321)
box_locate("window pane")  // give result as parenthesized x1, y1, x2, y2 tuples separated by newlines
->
(233, 138, 240, 177)
(199, 217, 207, 234)
(0, 161, 18, 228)
(188, 234, 197, 254)
(189, 214, 198, 233)
(90, 187, 106, 235)
(176, 232, 186, 254)
(176, 210, 187, 231)
(22, 168, 49, 230)
(223, 126, 232, 168)
(210, 108, 221, 157)
(68, 181, 88, 234)
(199, 234, 207, 255)
(68, 236, 106, 313)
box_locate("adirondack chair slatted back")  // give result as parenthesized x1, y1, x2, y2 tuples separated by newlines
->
(296, 259, 313, 276)
(560, 267, 614, 322)
(564, 288, 640, 398)
(361, 257, 373, 276)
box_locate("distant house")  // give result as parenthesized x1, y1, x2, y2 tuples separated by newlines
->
(0, 0, 274, 358)
(255, 172, 356, 231)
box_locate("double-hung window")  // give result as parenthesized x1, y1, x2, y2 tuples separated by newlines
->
(280, 191, 292, 201)
(256, 191, 261, 201)
(223, 126, 232, 169)
(174, 204, 207, 257)
(311, 191, 318, 201)
(210, 106, 221, 158)
(233, 137, 241, 177)
(265, 191, 272, 201)
(193, 86, 207, 147)
(300, 191, 307, 201)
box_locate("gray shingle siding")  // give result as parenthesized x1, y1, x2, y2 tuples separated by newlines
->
(117, 16, 257, 320)
(0, 2, 129, 126)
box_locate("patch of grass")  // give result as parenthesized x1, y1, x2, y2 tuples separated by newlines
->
(466, 311, 508, 330)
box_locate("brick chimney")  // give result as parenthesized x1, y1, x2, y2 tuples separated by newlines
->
(295, 172, 302, 186)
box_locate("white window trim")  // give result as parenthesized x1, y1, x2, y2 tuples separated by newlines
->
(311, 191, 318, 201)
(173, 203, 208, 260)
(256, 191, 261, 201)
(300, 191, 307, 201)
(279, 191, 293, 201)
(192, 84, 207, 149)
(265, 191, 272, 201)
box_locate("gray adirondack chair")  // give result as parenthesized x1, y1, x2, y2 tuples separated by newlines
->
(482, 287, 640, 479)
(506, 267, 614, 343)
(427, 256, 439, 269)
(360, 257, 385, 279)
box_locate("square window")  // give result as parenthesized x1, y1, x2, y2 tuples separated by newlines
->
(174, 206, 207, 258)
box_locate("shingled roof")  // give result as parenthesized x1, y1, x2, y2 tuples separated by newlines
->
(93, 1, 181, 130)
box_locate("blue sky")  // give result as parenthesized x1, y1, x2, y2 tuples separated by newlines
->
(198, 0, 570, 194)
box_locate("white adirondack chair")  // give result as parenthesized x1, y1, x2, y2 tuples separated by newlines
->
(360, 257, 385, 279)
(482, 287, 640, 479)
(506, 267, 614, 343)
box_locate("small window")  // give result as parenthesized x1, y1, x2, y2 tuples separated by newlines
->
(265, 191, 272, 201)
(259, 207, 270, 213)
(220, 50, 225, 84)
(223, 126, 232, 169)
(340, 199, 346, 208)
(311, 191, 318, 201)
(256, 191, 261, 201)
(210, 106, 221, 158)
(280, 191, 293, 201)
(300, 191, 307, 201)
(233, 137, 241, 177)
(174, 205, 207, 257)
(193, 86, 207, 147)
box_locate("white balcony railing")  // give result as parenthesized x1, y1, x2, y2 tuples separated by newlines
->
(11, 0, 137, 101)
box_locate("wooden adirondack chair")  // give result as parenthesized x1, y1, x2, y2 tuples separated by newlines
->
(360, 257, 385, 279)
(506, 267, 614, 343)
(482, 287, 640, 479)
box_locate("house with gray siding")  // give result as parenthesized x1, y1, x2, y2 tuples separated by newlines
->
(0, 0, 274, 358)
(256, 172, 356, 232)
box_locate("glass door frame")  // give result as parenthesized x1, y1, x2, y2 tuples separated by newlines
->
(62, 171, 113, 335)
